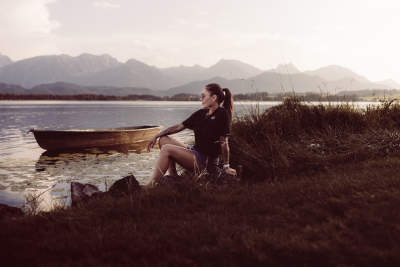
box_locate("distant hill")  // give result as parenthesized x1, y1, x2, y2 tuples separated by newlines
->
(248, 73, 390, 94)
(163, 72, 392, 96)
(0, 82, 26, 94)
(160, 59, 265, 87)
(323, 77, 390, 93)
(250, 72, 327, 93)
(0, 82, 162, 96)
(0, 54, 122, 88)
(164, 77, 241, 97)
(196, 59, 265, 81)
(375, 79, 400, 89)
(159, 64, 206, 86)
(335, 88, 400, 96)
(303, 65, 370, 83)
(0, 53, 13, 68)
(0, 55, 266, 90)
(0, 77, 393, 98)
(270, 63, 301, 74)
(163, 72, 327, 96)
(0, 52, 397, 94)
(73, 59, 176, 90)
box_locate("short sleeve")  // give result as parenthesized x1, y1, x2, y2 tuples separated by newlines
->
(182, 110, 199, 130)
(219, 109, 231, 136)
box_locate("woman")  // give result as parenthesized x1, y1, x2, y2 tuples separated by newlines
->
(144, 83, 236, 188)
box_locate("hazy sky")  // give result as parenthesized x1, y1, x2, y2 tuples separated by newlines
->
(1, 0, 399, 82)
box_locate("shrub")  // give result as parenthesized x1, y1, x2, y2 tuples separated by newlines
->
(229, 96, 400, 181)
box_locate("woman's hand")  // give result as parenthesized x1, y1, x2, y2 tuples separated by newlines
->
(225, 167, 237, 176)
(147, 124, 185, 153)
(147, 135, 158, 152)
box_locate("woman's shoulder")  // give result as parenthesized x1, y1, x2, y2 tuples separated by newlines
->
(189, 108, 207, 119)
(217, 107, 230, 118)
(193, 108, 208, 115)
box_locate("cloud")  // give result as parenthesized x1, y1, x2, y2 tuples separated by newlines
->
(315, 25, 348, 30)
(92, 2, 120, 9)
(0, 0, 60, 35)
(192, 7, 210, 19)
(0, 0, 63, 60)
(172, 18, 208, 29)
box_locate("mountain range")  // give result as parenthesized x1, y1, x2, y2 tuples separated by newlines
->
(0, 82, 161, 96)
(0, 53, 399, 96)
(0, 53, 13, 68)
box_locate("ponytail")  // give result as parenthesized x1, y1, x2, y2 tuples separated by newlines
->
(205, 83, 234, 121)
(222, 88, 233, 121)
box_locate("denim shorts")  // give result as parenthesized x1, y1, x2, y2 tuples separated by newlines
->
(187, 146, 219, 173)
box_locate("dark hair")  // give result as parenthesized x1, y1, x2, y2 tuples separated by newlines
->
(205, 83, 233, 121)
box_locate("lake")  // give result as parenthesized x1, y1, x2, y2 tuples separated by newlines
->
(0, 101, 282, 208)
(0, 100, 375, 208)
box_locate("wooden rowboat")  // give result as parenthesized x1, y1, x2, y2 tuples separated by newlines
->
(30, 126, 162, 150)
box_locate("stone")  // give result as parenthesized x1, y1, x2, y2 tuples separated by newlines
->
(158, 174, 184, 187)
(108, 174, 141, 197)
(71, 182, 101, 206)
(70, 174, 141, 205)
(0, 203, 24, 219)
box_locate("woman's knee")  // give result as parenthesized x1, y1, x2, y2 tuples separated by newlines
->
(159, 136, 185, 149)
(160, 144, 174, 154)
(159, 136, 175, 148)
(159, 136, 167, 148)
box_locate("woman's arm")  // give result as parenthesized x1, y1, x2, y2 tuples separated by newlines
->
(158, 123, 186, 138)
(220, 136, 237, 176)
(147, 123, 186, 152)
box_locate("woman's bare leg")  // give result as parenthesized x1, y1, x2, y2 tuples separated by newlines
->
(146, 144, 203, 187)
(158, 136, 186, 175)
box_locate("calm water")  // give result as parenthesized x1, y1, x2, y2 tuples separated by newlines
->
(0, 101, 281, 207)
(0, 101, 373, 207)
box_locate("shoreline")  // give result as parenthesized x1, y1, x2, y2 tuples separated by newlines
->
(0, 99, 387, 102)
(0, 146, 161, 209)
(2, 156, 400, 266)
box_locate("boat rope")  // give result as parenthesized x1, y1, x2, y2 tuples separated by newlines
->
(0, 128, 35, 147)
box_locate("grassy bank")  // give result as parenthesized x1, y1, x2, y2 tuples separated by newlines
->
(229, 97, 400, 181)
(1, 158, 400, 266)
(1, 97, 400, 266)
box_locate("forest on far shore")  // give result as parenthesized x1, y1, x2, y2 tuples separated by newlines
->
(0, 92, 362, 102)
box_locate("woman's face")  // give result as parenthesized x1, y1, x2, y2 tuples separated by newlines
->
(200, 87, 216, 108)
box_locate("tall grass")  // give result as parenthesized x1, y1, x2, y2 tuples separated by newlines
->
(229, 96, 400, 181)
(1, 157, 400, 266)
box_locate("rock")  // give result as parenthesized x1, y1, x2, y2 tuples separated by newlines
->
(108, 174, 141, 197)
(158, 174, 184, 187)
(71, 182, 101, 206)
(0, 203, 24, 219)
(70, 174, 141, 205)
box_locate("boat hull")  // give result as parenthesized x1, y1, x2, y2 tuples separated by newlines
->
(31, 126, 162, 150)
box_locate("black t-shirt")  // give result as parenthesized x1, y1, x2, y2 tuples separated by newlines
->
(182, 107, 231, 157)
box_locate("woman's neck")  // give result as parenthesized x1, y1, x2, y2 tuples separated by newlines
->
(207, 103, 219, 115)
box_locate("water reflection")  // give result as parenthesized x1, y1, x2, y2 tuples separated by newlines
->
(35, 140, 152, 171)
(1, 140, 160, 209)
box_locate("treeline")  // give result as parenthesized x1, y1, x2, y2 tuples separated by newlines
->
(299, 93, 359, 102)
(233, 92, 359, 102)
(0, 93, 199, 101)
(0, 92, 360, 102)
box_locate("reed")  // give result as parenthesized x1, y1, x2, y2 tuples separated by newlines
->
(1, 157, 400, 266)
(229, 95, 400, 181)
